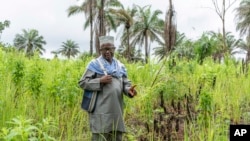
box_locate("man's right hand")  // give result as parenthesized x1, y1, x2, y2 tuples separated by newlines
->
(100, 75, 112, 84)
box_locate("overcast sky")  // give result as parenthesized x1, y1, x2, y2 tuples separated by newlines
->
(0, 0, 241, 58)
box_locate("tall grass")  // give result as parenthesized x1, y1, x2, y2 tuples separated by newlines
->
(1, 49, 250, 141)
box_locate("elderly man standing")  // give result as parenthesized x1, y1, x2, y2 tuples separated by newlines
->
(78, 36, 137, 141)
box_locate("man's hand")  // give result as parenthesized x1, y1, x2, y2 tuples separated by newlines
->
(128, 85, 137, 97)
(100, 75, 112, 84)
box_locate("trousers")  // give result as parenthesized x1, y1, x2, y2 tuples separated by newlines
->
(91, 131, 123, 141)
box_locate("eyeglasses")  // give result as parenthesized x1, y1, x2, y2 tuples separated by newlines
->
(101, 47, 116, 52)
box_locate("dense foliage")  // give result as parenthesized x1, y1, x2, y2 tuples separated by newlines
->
(1, 48, 250, 141)
(1, 1, 249, 140)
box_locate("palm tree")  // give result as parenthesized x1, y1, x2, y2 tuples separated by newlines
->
(67, 0, 122, 56)
(95, 0, 123, 55)
(51, 50, 59, 59)
(208, 31, 243, 61)
(194, 33, 216, 65)
(237, 40, 250, 62)
(130, 5, 164, 63)
(153, 32, 190, 60)
(58, 40, 80, 59)
(153, 0, 178, 61)
(109, 6, 137, 61)
(235, 0, 250, 45)
(165, 0, 177, 54)
(173, 39, 195, 60)
(13, 29, 46, 57)
(67, 0, 97, 56)
(0, 20, 10, 41)
(235, 0, 250, 63)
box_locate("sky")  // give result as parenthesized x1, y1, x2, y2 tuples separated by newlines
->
(0, 0, 242, 59)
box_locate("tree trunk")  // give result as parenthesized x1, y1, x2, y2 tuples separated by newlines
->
(145, 32, 149, 63)
(95, 30, 100, 56)
(90, 0, 93, 55)
(222, 0, 227, 52)
(164, 0, 176, 58)
(211, 0, 237, 55)
(167, 0, 173, 53)
(99, 0, 105, 36)
(126, 26, 130, 61)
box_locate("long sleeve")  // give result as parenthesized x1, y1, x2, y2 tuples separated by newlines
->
(78, 69, 102, 91)
(122, 77, 133, 98)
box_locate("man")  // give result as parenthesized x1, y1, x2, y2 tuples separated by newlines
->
(78, 36, 137, 141)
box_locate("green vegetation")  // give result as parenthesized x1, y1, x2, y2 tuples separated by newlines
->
(0, 0, 249, 140)
(1, 47, 250, 141)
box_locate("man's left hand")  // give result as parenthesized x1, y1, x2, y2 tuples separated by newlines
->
(128, 85, 137, 97)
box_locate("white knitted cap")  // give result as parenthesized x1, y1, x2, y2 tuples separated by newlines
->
(99, 36, 114, 47)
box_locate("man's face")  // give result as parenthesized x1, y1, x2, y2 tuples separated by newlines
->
(100, 43, 116, 62)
